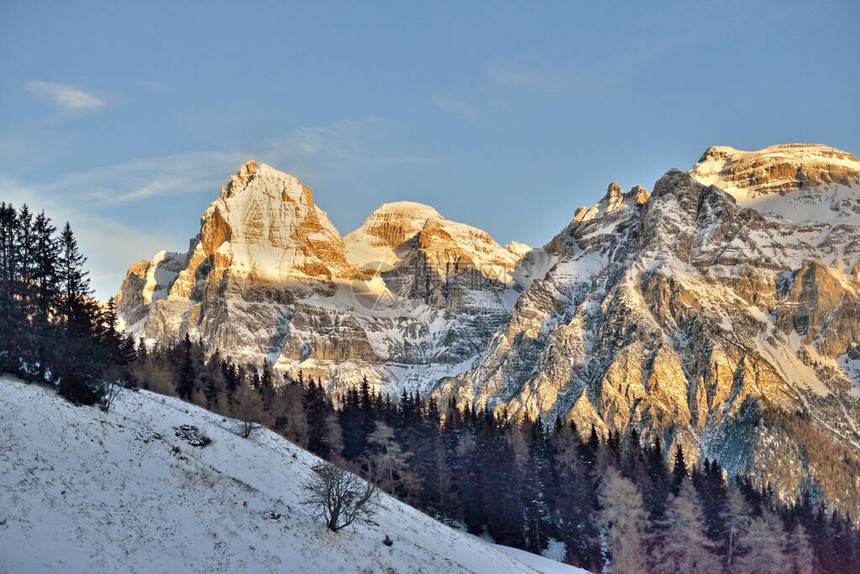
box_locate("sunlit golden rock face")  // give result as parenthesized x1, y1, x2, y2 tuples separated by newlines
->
(343, 201, 528, 313)
(116, 251, 187, 328)
(191, 160, 355, 286)
(689, 144, 860, 198)
(570, 182, 650, 224)
(778, 260, 860, 358)
(137, 159, 357, 310)
(117, 161, 357, 355)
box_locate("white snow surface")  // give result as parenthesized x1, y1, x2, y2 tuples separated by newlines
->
(0, 377, 587, 574)
(742, 182, 860, 226)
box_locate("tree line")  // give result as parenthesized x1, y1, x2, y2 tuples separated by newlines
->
(0, 202, 134, 406)
(131, 340, 860, 573)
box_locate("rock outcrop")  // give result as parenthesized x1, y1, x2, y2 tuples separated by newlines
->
(117, 161, 359, 354)
(343, 201, 526, 313)
(570, 182, 650, 224)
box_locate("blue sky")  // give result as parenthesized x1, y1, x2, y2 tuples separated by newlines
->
(1, 0, 858, 299)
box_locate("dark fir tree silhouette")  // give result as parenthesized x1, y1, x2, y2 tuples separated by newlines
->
(0, 203, 131, 406)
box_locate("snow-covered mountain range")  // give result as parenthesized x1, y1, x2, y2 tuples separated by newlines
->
(117, 144, 860, 516)
(0, 376, 582, 573)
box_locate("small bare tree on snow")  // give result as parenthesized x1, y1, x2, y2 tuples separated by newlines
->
(303, 462, 377, 532)
(98, 380, 122, 412)
(231, 379, 265, 438)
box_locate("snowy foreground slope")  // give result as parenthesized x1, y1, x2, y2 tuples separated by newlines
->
(0, 377, 584, 574)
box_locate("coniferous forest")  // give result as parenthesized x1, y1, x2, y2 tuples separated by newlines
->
(0, 202, 135, 406)
(129, 341, 860, 573)
(2, 203, 860, 573)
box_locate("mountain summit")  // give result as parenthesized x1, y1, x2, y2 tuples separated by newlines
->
(689, 143, 860, 200)
(184, 160, 354, 285)
(344, 200, 526, 284)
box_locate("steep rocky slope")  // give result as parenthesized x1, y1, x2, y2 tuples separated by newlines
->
(117, 144, 860, 516)
(440, 145, 860, 514)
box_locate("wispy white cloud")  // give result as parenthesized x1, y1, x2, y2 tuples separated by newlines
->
(431, 95, 479, 124)
(0, 173, 174, 300)
(487, 63, 558, 91)
(0, 117, 430, 299)
(485, 55, 619, 100)
(67, 151, 250, 205)
(25, 81, 105, 112)
(258, 117, 429, 174)
(278, 121, 367, 162)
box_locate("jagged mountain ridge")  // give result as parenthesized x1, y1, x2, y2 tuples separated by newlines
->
(118, 161, 533, 397)
(117, 144, 860, 517)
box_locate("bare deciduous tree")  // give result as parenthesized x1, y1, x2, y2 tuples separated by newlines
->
(231, 379, 265, 438)
(365, 422, 420, 499)
(650, 482, 720, 573)
(303, 462, 376, 532)
(596, 467, 649, 573)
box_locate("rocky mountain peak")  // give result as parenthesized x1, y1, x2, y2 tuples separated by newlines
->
(123, 162, 356, 315)
(571, 181, 650, 224)
(373, 201, 442, 221)
(226, 160, 260, 191)
(190, 162, 352, 288)
(118, 160, 532, 356)
(605, 181, 623, 204)
(344, 202, 442, 265)
(116, 145, 860, 522)
(344, 201, 525, 278)
(650, 168, 705, 198)
(220, 161, 315, 206)
(628, 185, 650, 203)
(689, 143, 860, 201)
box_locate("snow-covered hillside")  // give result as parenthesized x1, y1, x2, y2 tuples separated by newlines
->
(0, 377, 585, 574)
